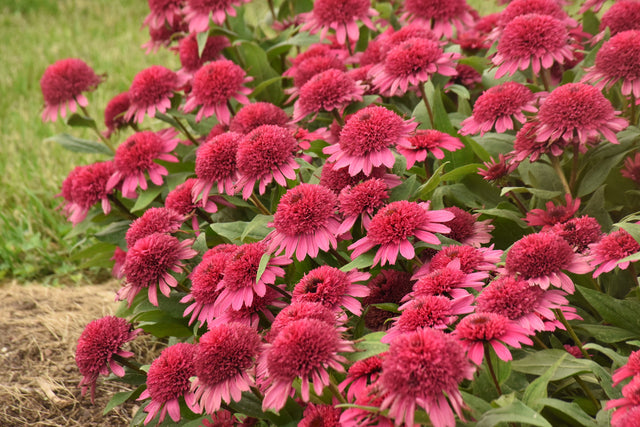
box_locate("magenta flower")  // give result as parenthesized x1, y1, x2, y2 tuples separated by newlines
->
(165, 178, 219, 230)
(300, 0, 377, 45)
(422, 244, 503, 275)
(401, 0, 475, 39)
(412, 259, 489, 299)
(193, 132, 242, 199)
(478, 153, 518, 182)
(338, 354, 385, 401)
(600, 0, 640, 36)
(144, 0, 184, 29)
(212, 286, 287, 329)
(182, 0, 250, 32)
(551, 216, 603, 253)
(613, 350, 640, 387)
(229, 102, 290, 134)
(590, 229, 640, 277)
(349, 201, 454, 266)
(125, 66, 185, 123)
(362, 270, 414, 331)
(299, 403, 342, 427)
(293, 69, 364, 122)
(125, 207, 184, 248)
(58, 161, 114, 225)
(104, 91, 132, 138)
(177, 33, 228, 77)
(496, 0, 574, 29)
(267, 301, 339, 343)
(622, 152, 640, 186)
(606, 375, 640, 426)
(525, 194, 580, 229)
(337, 178, 390, 235)
(442, 206, 494, 247)
(396, 129, 464, 169)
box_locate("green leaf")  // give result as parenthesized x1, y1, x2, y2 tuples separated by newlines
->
(388, 175, 418, 202)
(236, 40, 283, 103)
(522, 353, 568, 410)
(371, 303, 399, 313)
(250, 75, 285, 99)
(535, 398, 598, 427)
(346, 332, 389, 362)
(340, 253, 374, 272)
(46, 133, 113, 155)
(416, 162, 449, 199)
(211, 220, 267, 243)
(440, 163, 483, 182)
(575, 324, 640, 343)
(266, 31, 319, 55)
(578, 286, 640, 334)
(500, 187, 563, 200)
(94, 220, 130, 246)
(255, 251, 271, 284)
(583, 343, 629, 366)
(66, 113, 97, 129)
(477, 207, 527, 228)
(582, 185, 613, 231)
(103, 388, 142, 415)
(577, 151, 630, 197)
(192, 232, 208, 254)
(130, 185, 164, 212)
(446, 83, 470, 100)
(241, 214, 273, 241)
(477, 399, 552, 427)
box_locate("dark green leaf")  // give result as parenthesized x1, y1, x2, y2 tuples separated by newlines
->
(94, 220, 130, 246)
(66, 113, 97, 129)
(241, 214, 273, 241)
(416, 162, 449, 199)
(388, 175, 418, 202)
(440, 163, 483, 182)
(523, 353, 568, 409)
(236, 41, 283, 103)
(575, 324, 640, 343)
(476, 208, 527, 228)
(371, 303, 399, 313)
(578, 286, 640, 334)
(46, 133, 113, 155)
(131, 185, 164, 212)
(103, 388, 142, 415)
(477, 399, 552, 427)
(536, 398, 598, 427)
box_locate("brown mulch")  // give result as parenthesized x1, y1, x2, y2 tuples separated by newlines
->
(0, 280, 159, 427)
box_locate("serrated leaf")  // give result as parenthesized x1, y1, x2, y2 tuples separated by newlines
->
(477, 400, 552, 427)
(131, 185, 164, 212)
(46, 133, 113, 155)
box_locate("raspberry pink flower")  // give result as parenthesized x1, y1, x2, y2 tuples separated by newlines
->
(496, 0, 574, 29)
(183, 59, 252, 124)
(349, 201, 454, 266)
(107, 130, 180, 198)
(379, 327, 475, 427)
(58, 161, 114, 225)
(401, 0, 475, 39)
(611, 405, 640, 427)
(396, 129, 464, 169)
(285, 52, 347, 98)
(606, 375, 640, 426)
(511, 120, 567, 163)
(267, 301, 339, 342)
(454, 312, 533, 365)
(229, 102, 289, 134)
(119, 233, 197, 306)
(492, 14, 575, 79)
(125, 207, 185, 248)
(178, 33, 229, 76)
(212, 286, 287, 329)
(478, 154, 518, 182)
(104, 91, 132, 137)
(340, 384, 395, 427)
(337, 178, 390, 234)
(590, 229, 640, 277)
(268, 184, 341, 261)
(235, 125, 300, 199)
(293, 69, 364, 122)
(371, 37, 459, 96)
(193, 132, 242, 199)
(423, 244, 503, 275)
(551, 216, 603, 253)
(126, 66, 185, 123)
(412, 260, 489, 299)
(183, 0, 250, 32)
(76, 316, 140, 403)
(536, 83, 628, 146)
(612, 350, 640, 387)
(259, 318, 353, 411)
(165, 178, 219, 229)
(299, 403, 342, 427)
(525, 194, 580, 228)
(324, 106, 417, 176)
(622, 152, 640, 185)
(300, 0, 378, 45)
(600, 0, 640, 36)
(442, 206, 494, 246)
(144, 0, 184, 29)
(338, 354, 384, 401)
(191, 323, 261, 413)
(363, 270, 414, 331)
(139, 343, 199, 425)
(505, 232, 592, 293)
(320, 161, 400, 194)
(292, 266, 370, 315)
(460, 82, 538, 136)
(40, 58, 103, 122)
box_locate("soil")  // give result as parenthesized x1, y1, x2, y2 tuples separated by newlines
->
(0, 280, 152, 427)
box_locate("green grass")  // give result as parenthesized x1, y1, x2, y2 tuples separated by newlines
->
(0, 0, 177, 283)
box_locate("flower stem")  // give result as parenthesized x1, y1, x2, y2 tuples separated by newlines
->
(328, 380, 347, 404)
(330, 248, 349, 266)
(107, 194, 138, 220)
(484, 344, 503, 395)
(195, 207, 211, 224)
(506, 191, 528, 215)
(570, 142, 580, 193)
(344, 29, 353, 56)
(170, 113, 200, 146)
(573, 375, 601, 410)
(540, 68, 551, 92)
(554, 309, 591, 359)
(79, 105, 116, 153)
(267, 0, 277, 22)
(250, 193, 271, 215)
(549, 154, 572, 196)
(176, 282, 191, 293)
(111, 354, 143, 374)
(331, 109, 345, 126)
(631, 93, 637, 126)
(418, 82, 435, 128)
(266, 282, 292, 302)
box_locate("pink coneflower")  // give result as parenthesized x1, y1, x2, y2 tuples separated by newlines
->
(383, 294, 474, 343)
(583, 31, 640, 98)
(362, 270, 414, 331)
(452, 64, 483, 88)
(144, 0, 184, 29)
(300, 0, 377, 46)
(478, 154, 518, 182)
(235, 125, 300, 199)
(590, 229, 640, 277)
(511, 120, 568, 163)
(476, 275, 571, 333)
(111, 247, 127, 279)
(178, 33, 229, 75)
(337, 178, 389, 234)
(412, 260, 489, 299)
(622, 152, 640, 185)
(286, 53, 347, 97)
(370, 37, 459, 96)
(268, 184, 341, 261)
(125, 207, 184, 248)
(40, 58, 103, 122)
(613, 350, 640, 387)
(454, 312, 533, 365)
(191, 323, 261, 413)
(442, 206, 493, 246)
(182, 0, 250, 33)
(76, 316, 140, 403)
(525, 194, 580, 228)
(505, 232, 592, 293)
(379, 327, 474, 427)
(139, 343, 199, 425)
(600, 1, 640, 36)
(125, 66, 184, 123)
(606, 375, 640, 426)
(579, 0, 607, 14)
(421, 244, 502, 275)
(104, 92, 132, 138)
(551, 216, 602, 253)
(324, 106, 417, 176)
(460, 82, 538, 136)
(339, 354, 385, 401)
(340, 384, 395, 427)
(383, 22, 438, 51)
(260, 318, 353, 411)
(611, 405, 640, 427)
(292, 265, 370, 315)
(492, 14, 575, 79)
(58, 161, 114, 225)
(299, 403, 342, 427)
(396, 129, 464, 169)
(193, 132, 242, 199)
(319, 161, 400, 194)
(401, 0, 475, 39)
(119, 233, 197, 306)
(107, 130, 180, 198)
(536, 83, 628, 146)
(496, 0, 573, 29)
(350, 201, 454, 266)
(215, 242, 291, 312)
(212, 286, 286, 329)
(267, 301, 338, 342)
(229, 102, 289, 134)
(165, 178, 219, 229)
(183, 59, 252, 124)
(142, 20, 187, 53)
(181, 244, 236, 326)
(293, 69, 364, 122)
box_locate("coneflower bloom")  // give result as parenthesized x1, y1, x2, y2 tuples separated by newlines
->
(579, 0, 607, 14)
(139, 343, 199, 425)
(412, 259, 489, 299)
(536, 83, 628, 146)
(267, 301, 339, 343)
(292, 265, 370, 315)
(478, 154, 518, 182)
(125, 207, 184, 248)
(191, 323, 261, 414)
(235, 125, 300, 199)
(401, 0, 476, 39)
(300, 0, 378, 45)
(454, 312, 533, 365)
(104, 91, 132, 138)
(611, 405, 640, 427)
(268, 184, 341, 261)
(320, 161, 401, 194)
(125, 66, 185, 123)
(285, 52, 347, 99)
(183, 59, 252, 124)
(299, 403, 342, 427)
(551, 216, 603, 253)
(76, 316, 140, 403)
(229, 102, 290, 134)
(600, 0, 640, 36)
(182, 0, 250, 33)
(492, 14, 575, 79)
(340, 384, 395, 427)
(396, 129, 464, 169)
(165, 178, 219, 230)
(370, 37, 459, 96)
(605, 375, 640, 426)
(106, 130, 180, 198)
(177, 33, 229, 76)
(496, 0, 574, 29)
(338, 354, 385, 401)
(442, 206, 494, 246)
(590, 229, 640, 277)
(215, 242, 291, 312)
(511, 120, 568, 163)
(337, 178, 390, 234)
(324, 106, 417, 176)
(111, 247, 127, 279)
(260, 318, 353, 411)
(293, 69, 364, 122)
(349, 201, 454, 266)
(142, 20, 186, 53)
(459, 82, 538, 136)
(58, 161, 114, 225)
(622, 152, 640, 185)
(505, 232, 592, 293)
(525, 194, 580, 229)
(144, 0, 185, 29)
(119, 233, 197, 306)
(193, 132, 242, 199)
(362, 270, 414, 331)
(422, 244, 503, 275)
(212, 286, 286, 329)
(612, 350, 640, 387)
(40, 58, 103, 122)
(379, 327, 475, 427)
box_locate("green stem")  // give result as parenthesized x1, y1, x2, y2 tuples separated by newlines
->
(570, 142, 580, 193)
(532, 335, 549, 349)
(630, 263, 640, 301)
(418, 82, 435, 127)
(540, 68, 551, 92)
(484, 344, 503, 395)
(549, 154, 572, 196)
(195, 207, 211, 224)
(554, 309, 591, 359)
(79, 105, 116, 153)
(267, 0, 277, 22)
(331, 109, 345, 126)
(506, 191, 528, 215)
(328, 380, 347, 404)
(170, 114, 199, 146)
(631, 93, 637, 126)
(107, 194, 137, 220)
(266, 282, 292, 302)
(111, 354, 143, 373)
(176, 281, 191, 293)
(249, 193, 271, 215)
(344, 28, 353, 56)
(573, 375, 601, 410)
(329, 248, 349, 266)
